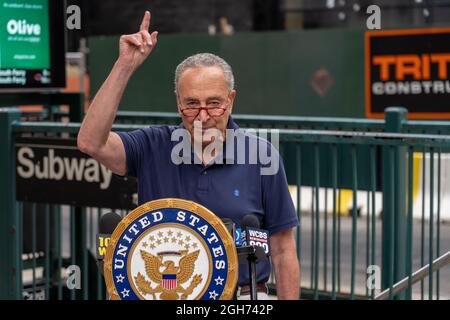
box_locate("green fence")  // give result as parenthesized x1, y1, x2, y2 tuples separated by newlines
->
(1, 107, 449, 300)
(13, 107, 450, 134)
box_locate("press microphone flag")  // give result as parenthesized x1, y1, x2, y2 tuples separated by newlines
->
(222, 217, 244, 246)
(96, 212, 122, 260)
(240, 214, 270, 255)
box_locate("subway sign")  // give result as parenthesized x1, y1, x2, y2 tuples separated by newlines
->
(365, 28, 450, 119)
(15, 137, 137, 209)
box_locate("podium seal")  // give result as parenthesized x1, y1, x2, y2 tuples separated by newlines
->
(104, 198, 238, 300)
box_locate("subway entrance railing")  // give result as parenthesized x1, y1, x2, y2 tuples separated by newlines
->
(1, 106, 449, 300)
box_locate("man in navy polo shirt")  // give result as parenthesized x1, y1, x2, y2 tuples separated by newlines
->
(78, 11, 300, 300)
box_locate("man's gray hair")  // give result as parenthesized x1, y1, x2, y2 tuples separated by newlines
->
(174, 53, 235, 92)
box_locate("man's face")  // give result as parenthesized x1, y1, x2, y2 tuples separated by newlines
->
(176, 66, 236, 147)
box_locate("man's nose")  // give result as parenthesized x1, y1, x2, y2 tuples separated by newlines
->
(197, 108, 210, 122)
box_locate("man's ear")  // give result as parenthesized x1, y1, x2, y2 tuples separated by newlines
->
(228, 90, 237, 113)
(175, 92, 182, 115)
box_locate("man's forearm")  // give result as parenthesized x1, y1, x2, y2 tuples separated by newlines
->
(273, 252, 300, 299)
(78, 60, 133, 153)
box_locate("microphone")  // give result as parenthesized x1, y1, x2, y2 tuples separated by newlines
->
(96, 212, 122, 275)
(240, 214, 270, 255)
(241, 214, 260, 229)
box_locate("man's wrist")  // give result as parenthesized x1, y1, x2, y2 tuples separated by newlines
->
(113, 59, 135, 78)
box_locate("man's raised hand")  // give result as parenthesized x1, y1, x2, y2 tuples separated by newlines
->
(118, 11, 158, 72)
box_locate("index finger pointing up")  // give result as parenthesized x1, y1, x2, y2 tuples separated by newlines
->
(140, 11, 151, 31)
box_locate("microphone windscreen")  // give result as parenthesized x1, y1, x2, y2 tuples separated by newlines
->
(99, 212, 122, 234)
(241, 214, 260, 230)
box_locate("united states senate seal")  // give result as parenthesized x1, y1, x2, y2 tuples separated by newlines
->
(104, 198, 238, 300)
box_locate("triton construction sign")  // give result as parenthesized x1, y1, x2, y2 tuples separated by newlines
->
(365, 28, 450, 119)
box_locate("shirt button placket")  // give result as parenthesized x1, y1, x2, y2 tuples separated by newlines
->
(198, 169, 209, 191)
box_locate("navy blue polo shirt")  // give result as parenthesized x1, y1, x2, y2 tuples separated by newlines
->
(117, 117, 298, 286)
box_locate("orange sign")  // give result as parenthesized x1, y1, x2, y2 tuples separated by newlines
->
(366, 28, 450, 119)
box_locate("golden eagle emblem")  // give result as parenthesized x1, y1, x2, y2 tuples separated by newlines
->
(134, 249, 202, 300)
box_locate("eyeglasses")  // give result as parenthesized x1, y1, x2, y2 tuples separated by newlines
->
(180, 106, 227, 118)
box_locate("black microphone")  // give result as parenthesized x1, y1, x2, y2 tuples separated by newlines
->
(241, 214, 260, 229)
(96, 212, 122, 275)
(99, 212, 122, 237)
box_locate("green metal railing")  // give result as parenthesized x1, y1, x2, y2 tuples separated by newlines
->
(0, 107, 424, 132)
(14, 107, 450, 134)
(266, 127, 450, 300)
(1, 106, 449, 300)
(375, 250, 450, 300)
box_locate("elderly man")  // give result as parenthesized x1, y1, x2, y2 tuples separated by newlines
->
(78, 11, 300, 300)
